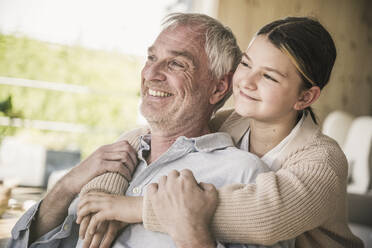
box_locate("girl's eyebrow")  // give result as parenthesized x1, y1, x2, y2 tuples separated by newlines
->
(243, 53, 287, 78)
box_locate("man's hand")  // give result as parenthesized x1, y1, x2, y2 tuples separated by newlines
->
(77, 193, 143, 238)
(65, 140, 138, 195)
(29, 140, 137, 244)
(81, 220, 127, 248)
(146, 169, 218, 248)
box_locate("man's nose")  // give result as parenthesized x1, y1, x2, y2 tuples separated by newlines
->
(142, 61, 166, 82)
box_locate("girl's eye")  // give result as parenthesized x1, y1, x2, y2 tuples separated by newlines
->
(264, 73, 278, 83)
(264, 74, 279, 83)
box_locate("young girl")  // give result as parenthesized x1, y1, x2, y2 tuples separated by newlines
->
(78, 17, 363, 248)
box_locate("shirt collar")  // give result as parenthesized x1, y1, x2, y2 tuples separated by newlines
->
(138, 132, 234, 154)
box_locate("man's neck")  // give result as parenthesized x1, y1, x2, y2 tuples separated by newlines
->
(147, 123, 211, 164)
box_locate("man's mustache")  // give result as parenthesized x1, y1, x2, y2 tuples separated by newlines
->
(143, 81, 173, 93)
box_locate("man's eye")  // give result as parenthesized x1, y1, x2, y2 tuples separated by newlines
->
(264, 74, 278, 83)
(147, 55, 156, 62)
(169, 60, 185, 69)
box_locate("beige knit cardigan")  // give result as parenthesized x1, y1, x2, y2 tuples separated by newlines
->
(80, 109, 363, 248)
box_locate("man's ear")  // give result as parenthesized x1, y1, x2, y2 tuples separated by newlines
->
(294, 86, 321, 110)
(209, 72, 233, 105)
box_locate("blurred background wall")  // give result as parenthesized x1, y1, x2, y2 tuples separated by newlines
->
(217, 0, 372, 122)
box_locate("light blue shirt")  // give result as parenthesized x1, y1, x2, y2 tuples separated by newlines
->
(8, 132, 294, 248)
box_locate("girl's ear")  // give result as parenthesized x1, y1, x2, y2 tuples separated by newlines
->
(209, 72, 233, 105)
(294, 86, 321, 110)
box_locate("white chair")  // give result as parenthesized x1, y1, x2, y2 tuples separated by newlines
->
(344, 116, 372, 194)
(322, 110, 354, 147)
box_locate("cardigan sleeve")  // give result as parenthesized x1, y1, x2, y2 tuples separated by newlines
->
(79, 126, 150, 196)
(143, 136, 347, 245)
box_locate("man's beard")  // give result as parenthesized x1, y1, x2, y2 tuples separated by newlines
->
(140, 101, 179, 129)
(140, 100, 203, 133)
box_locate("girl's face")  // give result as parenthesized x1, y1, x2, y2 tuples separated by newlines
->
(233, 35, 304, 123)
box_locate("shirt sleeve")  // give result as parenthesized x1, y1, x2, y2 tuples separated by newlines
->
(224, 238, 295, 248)
(8, 200, 79, 248)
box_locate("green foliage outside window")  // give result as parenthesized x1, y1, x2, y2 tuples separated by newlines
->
(0, 34, 143, 158)
(0, 96, 22, 142)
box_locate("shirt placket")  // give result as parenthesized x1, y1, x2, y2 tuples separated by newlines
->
(127, 138, 195, 197)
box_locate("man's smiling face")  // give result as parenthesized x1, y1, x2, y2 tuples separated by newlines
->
(140, 25, 213, 130)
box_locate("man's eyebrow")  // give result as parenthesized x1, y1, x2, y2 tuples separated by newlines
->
(147, 46, 155, 54)
(170, 50, 197, 67)
(243, 53, 287, 78)
(147, 47, 197, 67)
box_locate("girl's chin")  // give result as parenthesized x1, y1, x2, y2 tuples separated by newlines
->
(234, 105, 253, 118)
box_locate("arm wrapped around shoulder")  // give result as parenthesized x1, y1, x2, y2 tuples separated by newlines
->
(143, 135, 349, 245)
(80, 126, 150, 196)
(209, 136, 348, 245)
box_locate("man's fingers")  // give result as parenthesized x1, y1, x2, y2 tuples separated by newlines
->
(103, 140, 132, 152)
(121, 142, 138, 168)
(102, 160, 132, 181)
(89, 221, 107, 248)
(105, 140, 138, 163)
(82, 232, 93, 248)
(146, 183, 158, 195)
(199, 182, 216, 192)
(102, 151, 136, 174)
(179, 169, 198, 185)
(100, 222, 120, 248)
(167, 170, 180, 179)
(158, 175, 167, 187)
(79, 215, 91, 240)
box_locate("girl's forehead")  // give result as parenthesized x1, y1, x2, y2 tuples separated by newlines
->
(245, 35, 302, 81)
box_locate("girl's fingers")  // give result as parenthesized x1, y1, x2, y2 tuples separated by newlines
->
(79, 215, 91, 240)
(87, 212, 106, 236)
(77, 203, 100, 221)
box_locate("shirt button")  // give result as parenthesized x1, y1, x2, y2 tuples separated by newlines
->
(63, 225, 69, 231)
(132, 187, 140, 194)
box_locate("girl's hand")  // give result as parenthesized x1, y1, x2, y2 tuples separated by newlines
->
(77, 192, 142, 237)
(146, 169, 218, 248)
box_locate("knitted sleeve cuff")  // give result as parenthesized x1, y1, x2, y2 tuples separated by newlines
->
(80, 172, 128, 195)
(142, 189, 165, 233)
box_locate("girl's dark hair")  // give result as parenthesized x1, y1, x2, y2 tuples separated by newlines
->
(257, 17, 337, 124)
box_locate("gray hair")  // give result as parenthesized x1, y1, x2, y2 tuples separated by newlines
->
(162, 13, 242, 112)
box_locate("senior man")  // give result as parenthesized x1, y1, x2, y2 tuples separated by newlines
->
(9, 13, 292, 248)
